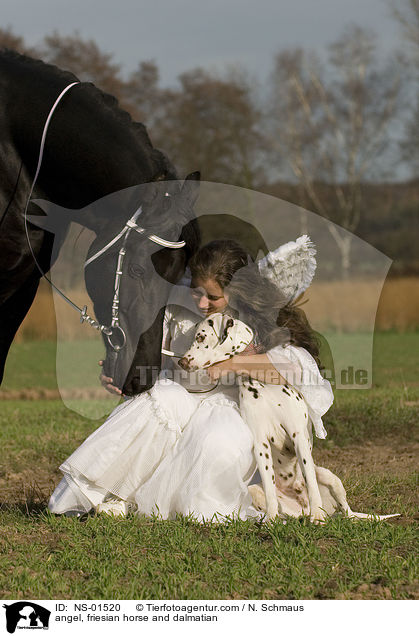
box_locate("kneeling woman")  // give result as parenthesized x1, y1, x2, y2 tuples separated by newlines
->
(49, 240, 332, 520)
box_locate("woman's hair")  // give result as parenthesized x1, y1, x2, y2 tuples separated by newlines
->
(189, 239, 321, 364)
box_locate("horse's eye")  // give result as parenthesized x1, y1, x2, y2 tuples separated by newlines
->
(128, 263, 145, 279)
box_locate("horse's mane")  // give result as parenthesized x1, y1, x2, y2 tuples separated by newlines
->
(0, 48, 178, 180)
(1, 47, 77, 79)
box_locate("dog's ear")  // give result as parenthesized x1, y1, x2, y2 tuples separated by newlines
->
(219, 314, 254, 350)
(204, 312, 224, 336)
(219, 315, 236, 345)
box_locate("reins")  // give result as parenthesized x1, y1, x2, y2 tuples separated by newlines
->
(24, 81, 187, 353)
(22, 82, 108, 331)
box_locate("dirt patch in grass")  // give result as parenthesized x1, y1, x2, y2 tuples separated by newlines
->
(313, 439, 419, 524)
(338, 580, 418, 600)
(314, 438, 418, 477)
(339, 582, 393, 599)
(0, 468, 56, 510)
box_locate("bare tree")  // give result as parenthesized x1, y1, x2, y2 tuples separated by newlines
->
(153, 67, 264, 187)
(392, 0, 419, 59)
(39, 31, 127, 107)
(269, 26, 403, 277)
(0, 27, 25, 53)
(0, 27, 38, 56)
(392, 0, 419, 174)
(122, 60, 167, 126)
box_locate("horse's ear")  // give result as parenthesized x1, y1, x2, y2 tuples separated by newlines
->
(27, 200, 73, 233)
(182, 172, 200, 205)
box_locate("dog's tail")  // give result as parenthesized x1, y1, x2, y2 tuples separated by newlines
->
(345, 510, 400, 520)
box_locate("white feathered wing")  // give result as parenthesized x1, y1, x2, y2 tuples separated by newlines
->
(257, 235, 317, 301)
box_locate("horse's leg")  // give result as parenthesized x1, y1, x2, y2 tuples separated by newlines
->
(0, 274, 40, 384)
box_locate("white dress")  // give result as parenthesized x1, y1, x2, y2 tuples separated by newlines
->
(49, 301, 333, 521)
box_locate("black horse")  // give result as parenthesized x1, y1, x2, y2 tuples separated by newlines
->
(0, 49, 200, 396)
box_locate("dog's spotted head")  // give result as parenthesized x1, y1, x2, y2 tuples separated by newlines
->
(178, 313, 254, 371)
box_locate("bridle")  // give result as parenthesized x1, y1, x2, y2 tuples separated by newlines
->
(24, 81, 187, 357)
(83, 197, 186, 353)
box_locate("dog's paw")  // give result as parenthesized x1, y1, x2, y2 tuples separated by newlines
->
(309, 508, 327, 524)
(248, 484, 266, 512)
(266, 502, 280, 520)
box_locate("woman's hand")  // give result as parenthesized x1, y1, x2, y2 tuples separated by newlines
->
(98, 360, 123, 396)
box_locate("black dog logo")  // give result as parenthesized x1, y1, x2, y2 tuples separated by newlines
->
(3, 602, 50, 633)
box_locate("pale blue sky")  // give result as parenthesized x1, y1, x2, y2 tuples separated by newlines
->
(2, 0, 402, 85)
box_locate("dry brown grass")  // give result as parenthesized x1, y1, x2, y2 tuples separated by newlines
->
(14, 276, 419, 342)
(14, 282, 96, 342)
(304, 277, 419, 331)
(376, 277, 419, 330)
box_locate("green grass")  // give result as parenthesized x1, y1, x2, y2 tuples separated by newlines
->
(0, 332, 418, 599)
(325, 385, 419, 445)
(2, 340, 105, 390)
(0, 508, 417, 599)
(372, 331, 419, 387)
(0, 401, 99, 473)
(3, 331, 419, 391)
(2, 341, 58, 390)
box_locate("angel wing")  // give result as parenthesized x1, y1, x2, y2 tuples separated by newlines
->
(257, 235, 317, 301)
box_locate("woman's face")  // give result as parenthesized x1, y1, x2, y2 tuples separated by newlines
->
(190, 277, 228, 316)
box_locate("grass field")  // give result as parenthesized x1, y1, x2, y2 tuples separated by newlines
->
(3, 331, 419, 391)
(0, 333, 418, 600)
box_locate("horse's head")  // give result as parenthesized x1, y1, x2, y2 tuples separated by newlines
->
(84, 173, 200, 395)
(178, 313, 254, 372)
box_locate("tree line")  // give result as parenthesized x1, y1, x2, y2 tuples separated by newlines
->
(1, 1, 418, 277)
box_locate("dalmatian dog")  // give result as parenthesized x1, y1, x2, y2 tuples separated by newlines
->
(179, 312, 399, 523)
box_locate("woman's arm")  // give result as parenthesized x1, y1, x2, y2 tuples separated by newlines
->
(207, 343, 303, 386)
(206, 353, 288, 384)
